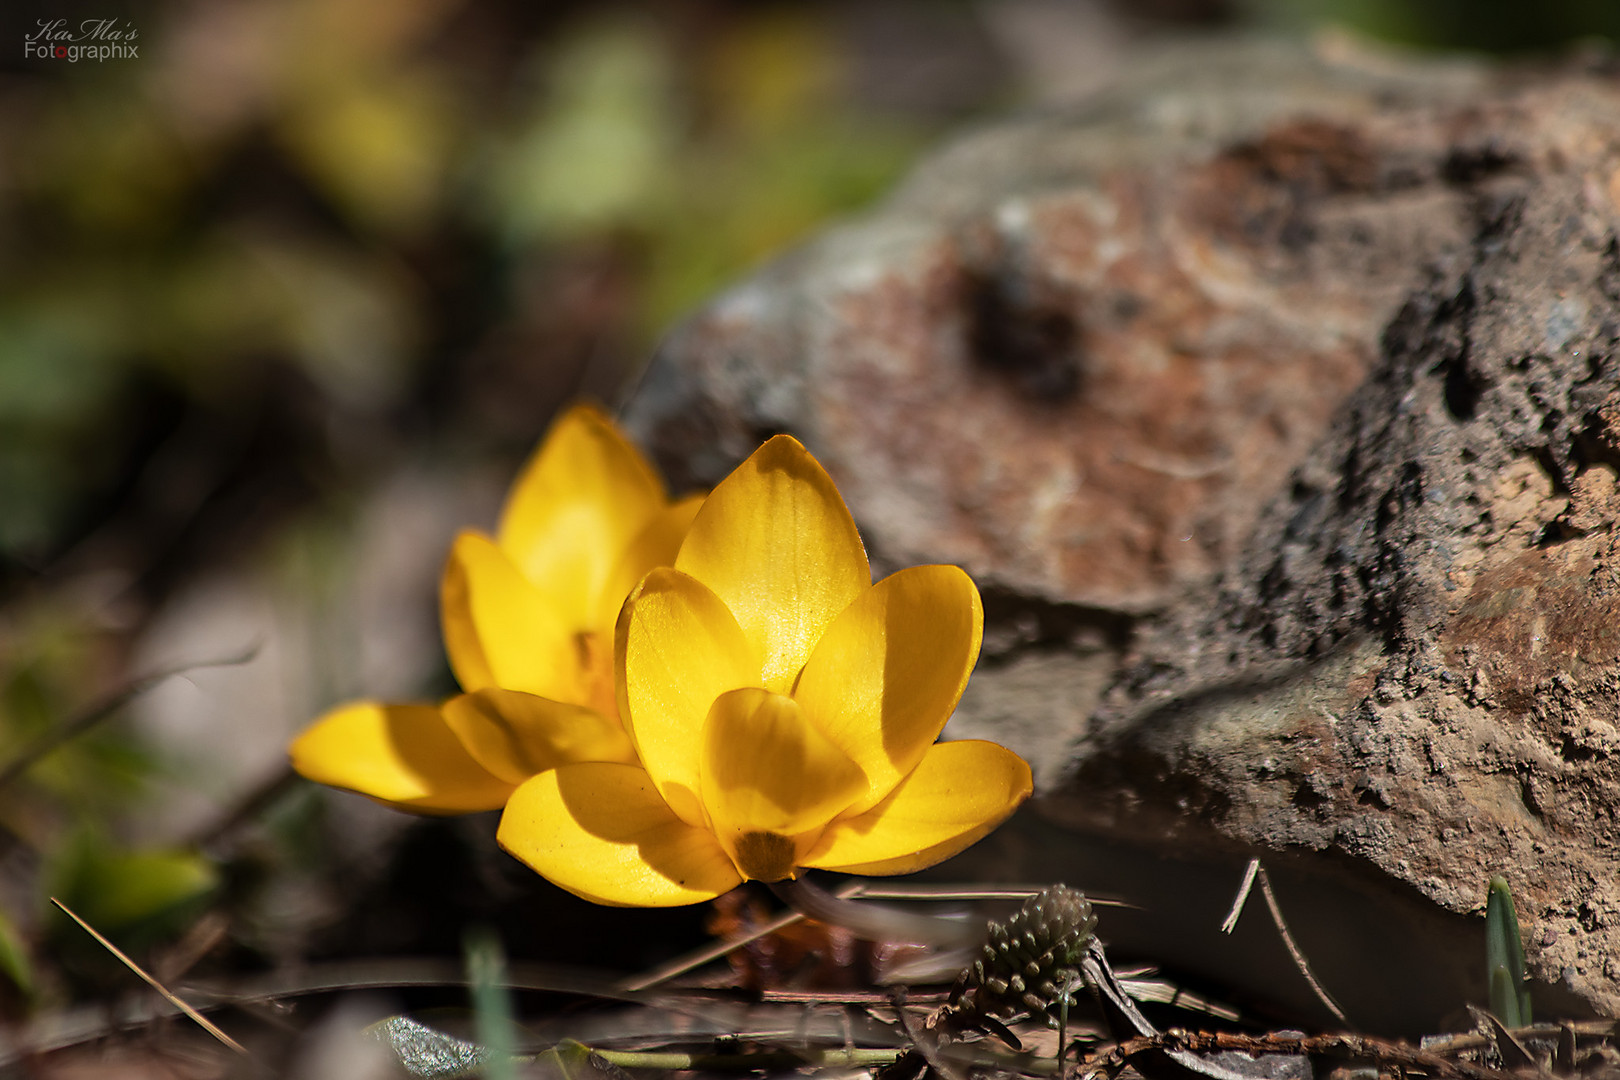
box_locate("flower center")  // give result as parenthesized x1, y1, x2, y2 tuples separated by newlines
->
(731, 830, 797, 882)
(575, 630, 619, 721)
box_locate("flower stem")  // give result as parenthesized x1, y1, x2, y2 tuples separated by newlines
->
(769, 876, 984, 947)
(578, 1043, 1063, 1074)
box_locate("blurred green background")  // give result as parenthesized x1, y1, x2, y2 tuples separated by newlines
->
(0, 0, 1612, 1029)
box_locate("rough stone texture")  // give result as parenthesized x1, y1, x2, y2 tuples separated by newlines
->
(1063, 152, 1620, 1016)
(624, 38, 1620, 1026)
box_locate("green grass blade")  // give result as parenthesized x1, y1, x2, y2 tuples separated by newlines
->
(466, 928, 516, 1080)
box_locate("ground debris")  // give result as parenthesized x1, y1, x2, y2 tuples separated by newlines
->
(1072, 1019, 1620, 1080)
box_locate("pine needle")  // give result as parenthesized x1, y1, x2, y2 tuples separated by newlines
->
(50, 897, 250, 1057)
(1219, 859, 1349, 1026)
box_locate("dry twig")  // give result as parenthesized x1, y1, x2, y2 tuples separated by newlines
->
(1221, 858, 1349, 1026)
(0, 644, 260, 792)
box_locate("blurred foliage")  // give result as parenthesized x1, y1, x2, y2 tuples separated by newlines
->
(0, 601, 156, 824)
(466, 927, 517, 1080)
(480, 11, 927, 335)
(0, 0, 947, 587)
(0, 907, 33, 1004)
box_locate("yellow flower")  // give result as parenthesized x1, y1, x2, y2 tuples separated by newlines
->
(289, 404, 701, 812)
(497, 435, 1032, 906)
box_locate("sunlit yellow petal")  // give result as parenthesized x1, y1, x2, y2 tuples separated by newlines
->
(440, 531, 578, 698)
(675, 435, 869, 693)
(802, 741, 1032, 875)
(593, 493, 705, 632)
(497, 404, 666, 625)
(290, 701, 513, 813)
(793, 565, 983, 813)
(700, 688, 866, 880)
(498, 762, 741, 907)
(617, 568, 759, 826)
(441, 690, 636, 785)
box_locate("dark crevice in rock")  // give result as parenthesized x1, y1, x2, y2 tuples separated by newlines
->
(1598, 235, 1620, 305)
(1439, 342, 1488, 421)
(976, 585, 1133, 665)
(1528, 443, 1571, 496)
(1441, 138, 1524, 185)
(961, 268, 1084, 403)
(1574, 413, 1620, 474)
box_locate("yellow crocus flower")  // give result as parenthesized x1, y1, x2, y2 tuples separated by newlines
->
(497, 435, 1032, 906)
(289, 404, 701, 812)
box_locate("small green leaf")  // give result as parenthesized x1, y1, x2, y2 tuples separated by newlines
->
(60, 847, 218, 935)
(1485, 875, 1530, 1027)
(48, 834, 219, 954)
(536, 1040, 600, 1080)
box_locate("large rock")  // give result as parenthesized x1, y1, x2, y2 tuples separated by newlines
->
(630, 38, 1493, 613)
(1059, 144, 1620, 1025)
(624, 38, 1620, 1028)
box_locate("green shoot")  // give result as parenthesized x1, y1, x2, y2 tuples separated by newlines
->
(1485, 875, 1530, 1028)
(465, 928, 516, 1080)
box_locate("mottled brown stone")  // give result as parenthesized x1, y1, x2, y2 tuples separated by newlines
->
(1053, 87, 1620, 1020)
(630, 42, 1504, 612)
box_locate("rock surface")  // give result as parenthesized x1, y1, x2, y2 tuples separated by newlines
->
(625, 37, 1620, 1028)
(630, 38, 1497, 613)
(1063, 142, 1620, 1024)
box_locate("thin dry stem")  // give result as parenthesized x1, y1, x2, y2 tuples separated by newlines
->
(51, 897, 250, 1057)
(1220, 858, 1349, 1026)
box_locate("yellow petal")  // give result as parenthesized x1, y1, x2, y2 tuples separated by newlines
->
(289, 701, 514, 813)
(700, 688, 866, 880)
(593, 493, 705, 632)
(675, 435, 869, 693)
(440, 530, 578, 699)
(616, 568, 759, 826)
(497, 403, 666, 625)
(441, 690, 636, 785)
(497, 762, 741, 907)
(802, 740, 1032, 875)
(793, 565, 983, 813)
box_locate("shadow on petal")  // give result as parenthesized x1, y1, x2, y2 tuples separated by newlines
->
(795, 565, 982, 814)
(441, 531, 578, 698)
(498, 763, 739, 907)
(617, 567, 757, 826)
(442, 689, 635, 785)
(803, 740, 1031, 876)
(291, 701, 513, 813)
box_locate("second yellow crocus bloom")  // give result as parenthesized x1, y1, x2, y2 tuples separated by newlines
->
(290, 404, 701, 812)
(497, 435, 1032, 905)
